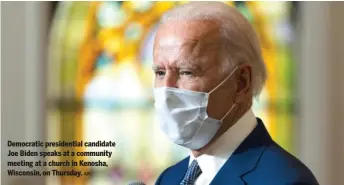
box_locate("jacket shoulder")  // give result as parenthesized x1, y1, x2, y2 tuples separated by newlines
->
(155, 165, 173, 185)
(155, 156, 189, 185)
(246, 141, 319, 185)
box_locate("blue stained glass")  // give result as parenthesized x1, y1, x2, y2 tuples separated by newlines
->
(95, 52, 114, 69)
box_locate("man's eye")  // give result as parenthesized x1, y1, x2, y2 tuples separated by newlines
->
(180, 71, 193, 76)
(155, 71, 165, 76)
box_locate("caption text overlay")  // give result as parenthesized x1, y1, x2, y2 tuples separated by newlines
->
(6, 140, 116, 177)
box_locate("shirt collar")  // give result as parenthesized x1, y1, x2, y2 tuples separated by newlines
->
(189, 109, 257, 180)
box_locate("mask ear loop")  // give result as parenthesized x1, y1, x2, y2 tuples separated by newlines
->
(220, 103, 236, 122)
(209, 66, 239, 122)
(208, 66, 239, 94)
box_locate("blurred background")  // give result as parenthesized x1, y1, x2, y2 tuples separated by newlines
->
(1, 1, 344, 185)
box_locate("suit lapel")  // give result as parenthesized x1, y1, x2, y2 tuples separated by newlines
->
(210, 118, 273, 185)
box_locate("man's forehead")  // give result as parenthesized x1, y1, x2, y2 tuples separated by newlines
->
(154, 36, 221, 65)
(153, 20, 222, 67)
(155, 20, 222, 53)
(153, 45, 219, 70)
(155, 20, 221, 43)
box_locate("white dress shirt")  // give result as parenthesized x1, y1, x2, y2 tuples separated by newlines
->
(189, 109, 257, 185)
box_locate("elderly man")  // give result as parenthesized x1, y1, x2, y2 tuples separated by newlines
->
(152, 2, 318, 185)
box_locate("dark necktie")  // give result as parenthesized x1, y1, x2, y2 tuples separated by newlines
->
(180, 160, 202, 185)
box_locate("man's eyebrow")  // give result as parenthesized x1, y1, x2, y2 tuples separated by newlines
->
(152, 64, 163, 71)
(151, 59, 203, 71)
(178, 63, 199, 70)
(177, 58, 203, 69)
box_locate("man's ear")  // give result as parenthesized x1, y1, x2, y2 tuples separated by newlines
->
(234, 64, 253, 103)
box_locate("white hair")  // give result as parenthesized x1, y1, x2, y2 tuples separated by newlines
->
(160, 2, 267, 97)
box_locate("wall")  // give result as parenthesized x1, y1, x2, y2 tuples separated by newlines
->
(298, 2, 344, 185)
(1, 2, 50, 185)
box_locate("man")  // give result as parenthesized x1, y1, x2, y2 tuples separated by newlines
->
(152, 2, 319, 185)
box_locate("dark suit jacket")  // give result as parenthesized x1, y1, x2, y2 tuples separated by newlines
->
(155, 118, 319, 185)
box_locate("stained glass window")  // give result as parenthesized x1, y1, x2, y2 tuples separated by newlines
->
(48, 2, 295, 185)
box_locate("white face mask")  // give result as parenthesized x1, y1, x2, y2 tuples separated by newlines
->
(153, 67, 238, 150)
